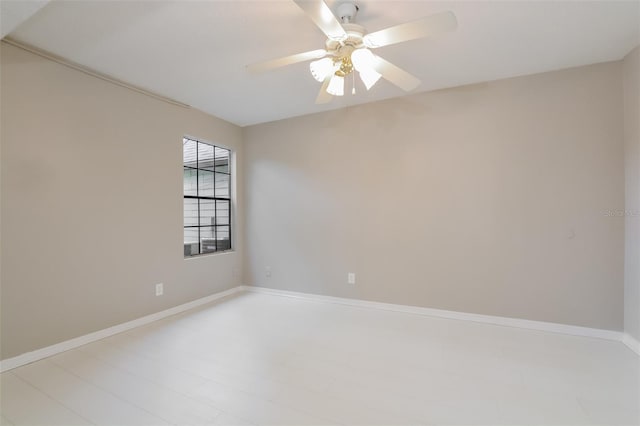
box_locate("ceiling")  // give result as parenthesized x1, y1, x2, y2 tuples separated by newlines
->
(0, 0, 49, 38)
(5, 0, 640, 127)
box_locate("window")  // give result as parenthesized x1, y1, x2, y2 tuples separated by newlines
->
(183, 137, 232, 256)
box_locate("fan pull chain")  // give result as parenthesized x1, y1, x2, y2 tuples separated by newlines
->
(352, 71, 356, 95)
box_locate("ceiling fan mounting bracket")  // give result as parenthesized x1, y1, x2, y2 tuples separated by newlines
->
(336, 2, 359, 24)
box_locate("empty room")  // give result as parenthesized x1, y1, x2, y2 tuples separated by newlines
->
(1, 0, 639, 425)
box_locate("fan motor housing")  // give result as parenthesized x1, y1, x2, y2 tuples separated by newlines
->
(325, 23, 365, 53)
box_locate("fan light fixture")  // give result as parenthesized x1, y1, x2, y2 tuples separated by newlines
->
(310, 48, 382, 96)
(327, 74, 345, 96)
(351, 48, 381, 90)
(358, 67, 382, 90)
(310, 57, 336, 82)
(351, 48, 375, 71)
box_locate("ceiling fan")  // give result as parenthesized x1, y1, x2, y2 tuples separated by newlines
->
(247, 0, 457, 104)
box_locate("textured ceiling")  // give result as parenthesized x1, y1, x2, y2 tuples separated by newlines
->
(6, 0, 640, 126)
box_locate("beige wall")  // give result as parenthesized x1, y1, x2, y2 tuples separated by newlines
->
(244, 61, 625, 330)
(0, 43, 244, 359)
(1, 39, 631, 360)
(624, 46, 640, 341)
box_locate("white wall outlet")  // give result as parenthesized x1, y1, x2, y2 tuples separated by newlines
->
(348, 273, 356, 284)
(265, 266, 272, 278)
(155, 283, 164, 296)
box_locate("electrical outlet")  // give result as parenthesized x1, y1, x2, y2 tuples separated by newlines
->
(155, 283, 164, 296)
(348, 273, 356, 284)
(265, 266, 272, 278)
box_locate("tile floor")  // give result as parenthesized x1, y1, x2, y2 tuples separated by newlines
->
(1, 291, 638, 425)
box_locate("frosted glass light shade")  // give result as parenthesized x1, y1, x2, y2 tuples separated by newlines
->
(351, 48, 381, 90)
(310, 58, 335, 82)
(327, 74, 345, 96)
(351, 48, 376, 72)
(359, 68, 382, 90)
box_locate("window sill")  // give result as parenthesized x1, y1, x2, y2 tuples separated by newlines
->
(183, 249, 236, 260)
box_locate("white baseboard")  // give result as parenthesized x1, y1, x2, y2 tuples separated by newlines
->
(622, 332, 640, 355)
(241, 286, 624, 342)
(3, 284, 635, 372)
(0, 286, 244, 373)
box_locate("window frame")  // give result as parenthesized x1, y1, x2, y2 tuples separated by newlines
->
(183, 136, 233, 257)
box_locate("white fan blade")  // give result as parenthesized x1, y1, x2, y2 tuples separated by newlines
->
(372, 56, 421, 92)
(293, 0, 348, 41)
(364, 11, 457, 48)
(247, 49, 327, 74)
(315, 75, 333, 104)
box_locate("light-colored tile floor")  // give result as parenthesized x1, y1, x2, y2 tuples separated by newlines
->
(1, 291, 638, 425)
